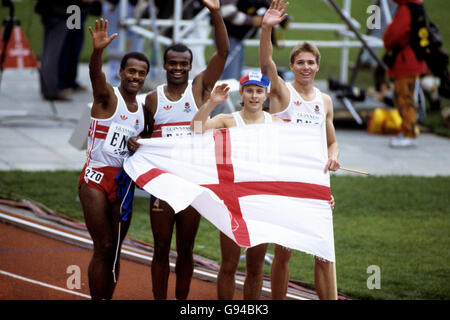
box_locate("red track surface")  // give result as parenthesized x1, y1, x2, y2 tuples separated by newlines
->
(0, 217, 243, 300)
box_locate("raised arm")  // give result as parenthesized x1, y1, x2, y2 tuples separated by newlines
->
(88, 18, 118, 111)
(193, 0, 230, 100)
(259, 0, 290, 113)
(190, 83, 230, 133)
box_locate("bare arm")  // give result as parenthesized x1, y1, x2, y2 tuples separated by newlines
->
(191, 83, 230, 133)
(323, 93, 340, 173)
(192, 0, 230, 104)
(259, 0, 290, 113)
(88, 18, 118, 117)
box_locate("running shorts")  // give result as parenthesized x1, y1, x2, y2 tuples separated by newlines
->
(78, 163, 121, 203)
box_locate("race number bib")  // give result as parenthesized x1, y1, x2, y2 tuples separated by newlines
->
(102, 122, 135, 158)
(85, 167, 104, 184)
(161, 125, 192, 138)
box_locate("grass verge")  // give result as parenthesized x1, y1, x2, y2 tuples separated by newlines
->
(1, 171, 449, 299)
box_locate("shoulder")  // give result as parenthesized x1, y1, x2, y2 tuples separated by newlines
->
(92, 82, 115, 105)
(214, 113, 234, 122)
(191, 75, 208, 104)
(321, 92, 334, 117)
(91, 84, 118, 118)
(272, 115, 284, 123)
(144, 89, 158, 113)
(389, 5, 412, 27)
(212, 113, 235, 128)
(270, 76, 290, 97)
(321, 92, 333, 108)
(268, 78, 291, 114)
(321, 92, 332, 104)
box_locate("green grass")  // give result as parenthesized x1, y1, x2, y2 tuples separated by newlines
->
(1, 1, 449, 298)
(1, 171, 449, 300)
(422, 110, 450, 138)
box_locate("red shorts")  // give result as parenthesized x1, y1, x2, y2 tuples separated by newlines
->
(78, 164, 121, 203)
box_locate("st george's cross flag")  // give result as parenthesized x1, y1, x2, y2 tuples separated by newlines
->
(124, 123, 335, 262)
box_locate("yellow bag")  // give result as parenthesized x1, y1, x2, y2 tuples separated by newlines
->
(367, 108, 403, 135)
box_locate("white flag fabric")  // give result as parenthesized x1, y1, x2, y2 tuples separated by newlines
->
(124, 122, 335, 262)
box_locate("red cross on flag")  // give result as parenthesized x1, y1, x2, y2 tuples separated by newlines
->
(124, 123, 336, 262)
(0, 25, 38, 69)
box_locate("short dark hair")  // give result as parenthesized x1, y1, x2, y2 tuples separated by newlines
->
(163, 43, 193, 65)
(120, 52, 150, 74)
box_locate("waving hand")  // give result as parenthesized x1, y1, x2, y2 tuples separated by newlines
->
(88, 18, 118, 50)
(262, 0, 289, 28)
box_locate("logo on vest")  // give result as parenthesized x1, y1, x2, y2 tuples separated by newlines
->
(184, 102, 192, 113)
(120, 114, 128, 120)
(294, 101, 302, 106)
(164, 105, 173, 111)
(314, 105, 320, 114)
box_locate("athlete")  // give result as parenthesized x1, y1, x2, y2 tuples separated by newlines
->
(259, 0, 340, 300)
(191, 71, 282, 299)
(127, 0, 229, 300)
(78, 18, 149, 300)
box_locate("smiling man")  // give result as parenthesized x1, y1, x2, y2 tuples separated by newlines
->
(259, 0, 339, 300)
(78, 18, 149, 300)
(127, 0, 229, 300)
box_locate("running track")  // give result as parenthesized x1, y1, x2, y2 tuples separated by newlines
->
(0, 210, 241, 300)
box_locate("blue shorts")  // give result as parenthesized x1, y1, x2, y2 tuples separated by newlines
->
(115, 168, 135, 222)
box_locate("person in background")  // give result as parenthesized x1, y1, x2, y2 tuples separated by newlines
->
(35, 0, 73, 101)
(59, 0, 101, 94)
(383, 0, 426, 148)
(220, 0, 269, 80)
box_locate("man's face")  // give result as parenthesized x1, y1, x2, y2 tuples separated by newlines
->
(289, 51, 319, 85)
(240, 84, 268, 111)
(119, 58, 148, 94)
(164, 50, 192, 85)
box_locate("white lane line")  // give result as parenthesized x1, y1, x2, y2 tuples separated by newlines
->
(0, 211, 311, 300)
(0, 269, 91, 299)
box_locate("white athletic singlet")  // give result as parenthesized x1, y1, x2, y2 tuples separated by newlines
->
(85, 87, 145, 168)
(151, 81, 198, 138)
(273, 82, 328, 155)
(232, 111, 272, 127)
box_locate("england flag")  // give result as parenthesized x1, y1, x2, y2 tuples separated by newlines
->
(123, 123, 335, 262)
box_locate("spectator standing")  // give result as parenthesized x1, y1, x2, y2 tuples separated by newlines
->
(59, 1, 99, 93)
(220, 0, 269, 80)
(35, 0, 73, 101)
(383, 0, 426, 148)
